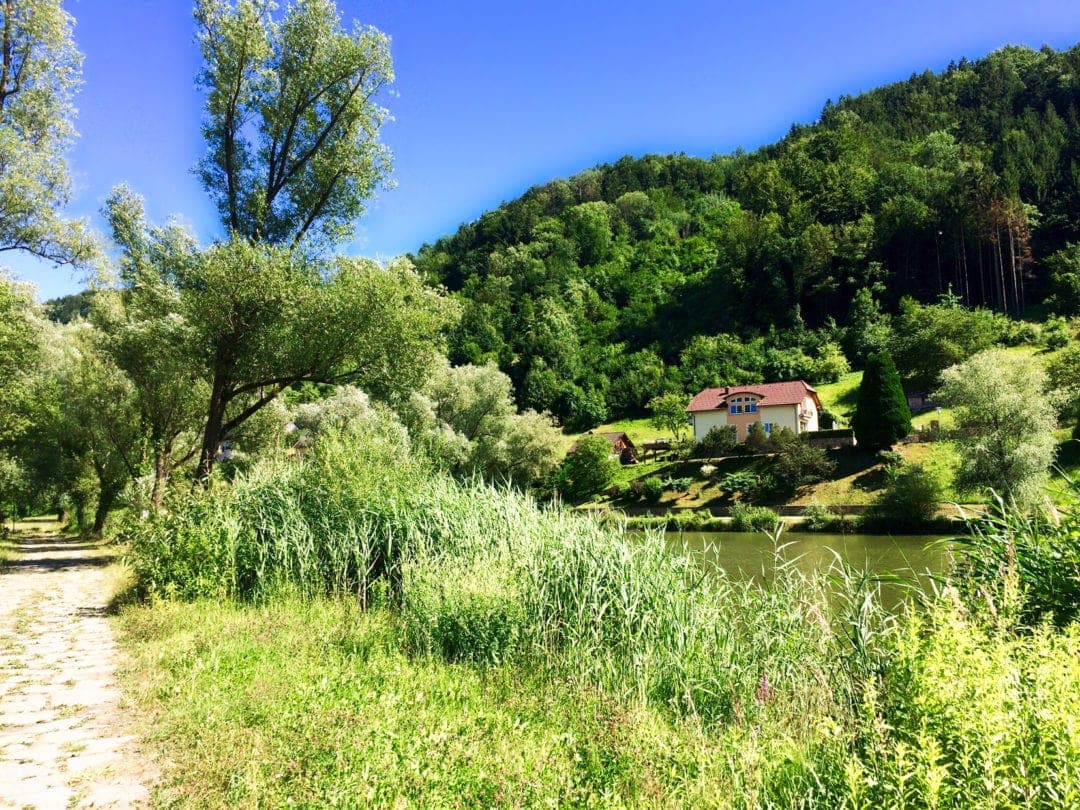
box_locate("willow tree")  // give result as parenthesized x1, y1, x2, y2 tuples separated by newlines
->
(935, 349, 1056, 510)
(105, 190, 456, 482)
(187, 241, 455, 478)
(194, 0, 393, 247)
(177, 0, 455, 479)
(0, 0, 96, 264)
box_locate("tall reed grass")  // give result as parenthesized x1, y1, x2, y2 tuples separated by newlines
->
(124, 428, 1080, 805)
(128, 429, 863, 729)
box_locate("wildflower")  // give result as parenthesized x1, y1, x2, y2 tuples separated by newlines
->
(756, 672, 775, 704)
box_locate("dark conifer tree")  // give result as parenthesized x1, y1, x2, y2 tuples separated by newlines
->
(853, 351, 912, 450)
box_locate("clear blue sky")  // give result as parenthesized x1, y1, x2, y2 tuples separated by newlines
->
(11, 0, 1080, 300)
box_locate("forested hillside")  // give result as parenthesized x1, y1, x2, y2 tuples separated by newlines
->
(413, 44, 1080, 426)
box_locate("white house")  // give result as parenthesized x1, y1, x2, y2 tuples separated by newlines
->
(686, 381, 822, 443)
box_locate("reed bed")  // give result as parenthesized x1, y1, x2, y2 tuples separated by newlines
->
(122, 429, 1080, 806)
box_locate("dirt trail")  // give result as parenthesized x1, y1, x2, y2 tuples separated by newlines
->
(0, 522, 153, 808)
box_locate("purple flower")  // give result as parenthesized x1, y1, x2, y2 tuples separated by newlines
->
(756, 672, 775, 704)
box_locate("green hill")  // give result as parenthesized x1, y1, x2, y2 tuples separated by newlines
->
(413, 44, 1080, 426)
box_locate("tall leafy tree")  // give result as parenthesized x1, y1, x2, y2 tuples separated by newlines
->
(0, 274, 40, 516)
(194, 0, 393, 247)
(105, 195, 456, 481)
(0, 0, 95, 264)
(852, 351, 912, 451)
(21, 322, 144, 533)
(647, 392, 690, 440)
(935, 349, 1056, 510)
(112, 0, 454, 481)
(100, 187, 208, 505)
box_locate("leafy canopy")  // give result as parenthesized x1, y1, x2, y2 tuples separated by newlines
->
(195, 0, 394, 248)
(0, 0, 96, 264)
(935, 348, 1056, 510)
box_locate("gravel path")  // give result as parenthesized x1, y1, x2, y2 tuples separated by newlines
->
(0, 523, 153, 808)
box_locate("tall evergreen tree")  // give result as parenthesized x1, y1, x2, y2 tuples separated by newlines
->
(853, 351, 912, 450)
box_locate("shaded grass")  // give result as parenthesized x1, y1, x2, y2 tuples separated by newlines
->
(1051, 430, 1080, 502)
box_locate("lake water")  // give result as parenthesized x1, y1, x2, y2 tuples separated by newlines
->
(663, 531, 955, 595)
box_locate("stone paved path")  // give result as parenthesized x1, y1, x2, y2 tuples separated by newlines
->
(0, 522, 153, 808)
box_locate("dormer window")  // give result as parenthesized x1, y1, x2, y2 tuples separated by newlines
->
(728, 395, 758, 415)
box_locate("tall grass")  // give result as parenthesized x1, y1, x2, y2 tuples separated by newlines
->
(128, 429, 859, 731)
(123, 428, 1080, 805)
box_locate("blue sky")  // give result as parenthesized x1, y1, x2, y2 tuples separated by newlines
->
(11, 0, 1080, 300)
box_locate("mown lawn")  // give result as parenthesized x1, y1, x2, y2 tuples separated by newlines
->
(814, 371, 861, 424)
(561, 414, 679, 453)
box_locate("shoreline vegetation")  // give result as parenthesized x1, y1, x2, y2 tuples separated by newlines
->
(111, 425, 1080, 806)
(616, 511, 965, 535)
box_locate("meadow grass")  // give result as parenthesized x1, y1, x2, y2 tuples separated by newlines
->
(562, 415, 678, 452)
(117, 595, 860, 808)
(117, 428, 1080, 806)
(814, 370, 861, 423)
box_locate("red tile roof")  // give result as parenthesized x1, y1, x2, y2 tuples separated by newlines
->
(686, 381, 820, 412)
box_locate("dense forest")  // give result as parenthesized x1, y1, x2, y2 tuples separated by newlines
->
(413, 44, 1080, 426)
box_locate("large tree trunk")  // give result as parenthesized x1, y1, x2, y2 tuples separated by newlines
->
(91, 486, 119, 536)
(197, 370, 230, 481)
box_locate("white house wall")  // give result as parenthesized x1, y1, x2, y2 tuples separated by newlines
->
(801, 396, 820, 432)
(691, 398, 819, 442)
(759, 404, 799, 433)
(691, 409, 730, 442)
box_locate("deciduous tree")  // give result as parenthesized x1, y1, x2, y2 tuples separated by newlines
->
(557, 435, 618, 501)
(194, 0, 393, 248)
(935, 349, 1056, 509)
(647, 392, 689, 440)
(0, 0, 95, 264)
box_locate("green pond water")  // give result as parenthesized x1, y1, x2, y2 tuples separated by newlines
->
(662, 531, 955, 602)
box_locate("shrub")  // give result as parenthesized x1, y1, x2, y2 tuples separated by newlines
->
(557, 436, 618, 500)
(743, 422, 771, 455)
(876, 449, 904, 482)
(802, 500, 839, 532)
(868, 463, 942, 531)
(664, 476, 693, 493)
(1043, 315, 1070, 349)
(670, 438, 696, 460)
(768, 429, 836, 496)
(697, 425, 737, 457)
(641, 476, 664, 502)
(718, 469, 758, 497)
(699, 464, 717, 479)
(876, 449, 904, 469)
(1001, 319, 1041, 346)
(730, 502, 781, 532)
